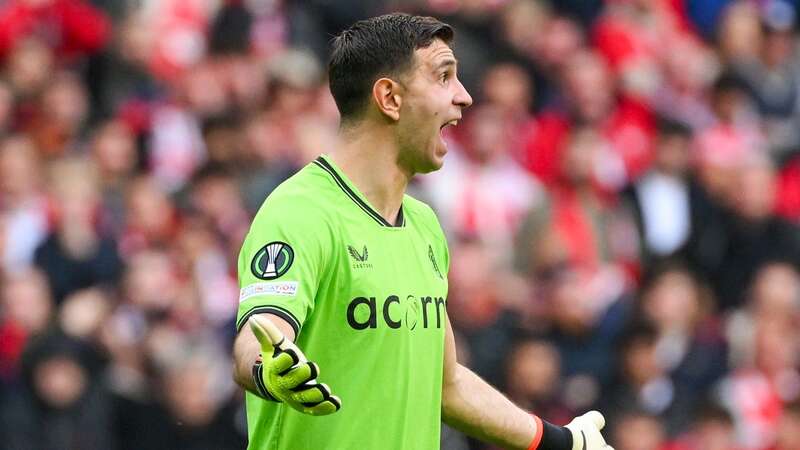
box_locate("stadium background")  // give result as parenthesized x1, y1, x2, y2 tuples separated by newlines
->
(0, 0, 799, 449)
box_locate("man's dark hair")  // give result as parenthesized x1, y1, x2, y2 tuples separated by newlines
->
(618, 320, 659, 355)
(656, 117, 692, 139)
(693, 400, 733, 426)
(711, 72, 749, 98)
(328, 13, 454, 122)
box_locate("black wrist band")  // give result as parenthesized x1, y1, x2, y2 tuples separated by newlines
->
(539, 420, 573, 450)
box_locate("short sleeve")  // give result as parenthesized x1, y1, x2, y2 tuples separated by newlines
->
(235, 199, 329, 336)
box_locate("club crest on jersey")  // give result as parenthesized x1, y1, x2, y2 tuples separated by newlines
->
(251, 241, 294, 280)
(347, 244, 372, 269)
(428, 245, 443, 279)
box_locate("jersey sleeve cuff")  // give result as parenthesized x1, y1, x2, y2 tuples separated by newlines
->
(237, 305, 302, 337)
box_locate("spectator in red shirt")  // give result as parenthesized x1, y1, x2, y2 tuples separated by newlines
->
(664, 402, 740, 450)
(719, 323, 800, 449)
(522, 49, 655, 191)
(0, 0, 110, 62)
(610, 409, 668, 450)
(766, 401, 800, 450)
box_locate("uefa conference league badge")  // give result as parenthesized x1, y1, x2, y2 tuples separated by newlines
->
(251, 241, 294, 280)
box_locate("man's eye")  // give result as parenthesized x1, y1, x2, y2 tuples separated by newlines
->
(440, 73, 449, 83)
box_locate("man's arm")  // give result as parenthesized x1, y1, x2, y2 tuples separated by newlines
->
(232, 313, 296, 394)
(441, 317, 612, 450)
(441, 316, 538, 449)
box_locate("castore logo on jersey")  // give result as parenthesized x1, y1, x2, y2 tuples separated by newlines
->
(347, 244, 373, 269)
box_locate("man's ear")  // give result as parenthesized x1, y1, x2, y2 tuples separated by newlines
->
(372, 77, 403, 121)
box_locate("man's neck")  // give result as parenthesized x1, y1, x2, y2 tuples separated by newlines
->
(328, 124, 411, 226)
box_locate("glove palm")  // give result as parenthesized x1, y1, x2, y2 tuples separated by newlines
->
(565, 411, 614, 450)
(249, 315, 342, 416)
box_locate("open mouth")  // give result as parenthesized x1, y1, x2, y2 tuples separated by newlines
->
(439, 119, 459, 132)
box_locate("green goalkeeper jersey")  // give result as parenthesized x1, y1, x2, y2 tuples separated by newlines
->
(236, 154, 450, 450)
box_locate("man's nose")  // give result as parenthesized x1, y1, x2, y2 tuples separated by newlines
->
(454, 79, 473, 109)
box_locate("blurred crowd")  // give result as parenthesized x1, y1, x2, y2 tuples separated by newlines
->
(0, 0, 800, 450)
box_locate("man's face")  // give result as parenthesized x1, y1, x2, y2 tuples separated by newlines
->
(396, 39, 472, 174)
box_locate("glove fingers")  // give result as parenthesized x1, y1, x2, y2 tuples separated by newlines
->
(292, 381, 341, 408)
(292, 382, 331, 404)
(284, 362, 319, 389)
(270, 349, 300, 375)
(304, 396, 342, 416)
(583, 411, 606, 430)
(249, 316, 286, 351)
(249, 316, 310, 361)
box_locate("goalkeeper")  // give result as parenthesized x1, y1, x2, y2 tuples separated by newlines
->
(232, 12, 614, 450)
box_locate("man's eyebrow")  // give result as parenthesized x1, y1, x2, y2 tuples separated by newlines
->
(433, 58, 457, 72)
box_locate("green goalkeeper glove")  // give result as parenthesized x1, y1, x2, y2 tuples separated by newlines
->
(565, 411, 614, 450)
(248, 315, 342, 416)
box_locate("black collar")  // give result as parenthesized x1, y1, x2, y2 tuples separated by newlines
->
(313, 156, 405, 227)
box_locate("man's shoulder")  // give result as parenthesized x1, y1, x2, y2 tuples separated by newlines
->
(403, 193, 437, 221)
(403, 194, 445, 237)
(251, 163, 337, 231)
(259, 162, 335, 213)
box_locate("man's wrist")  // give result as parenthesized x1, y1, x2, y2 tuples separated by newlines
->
(528, 416, 573, 450)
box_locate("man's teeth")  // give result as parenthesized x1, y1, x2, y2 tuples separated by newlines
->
(441, 120, 459, 130)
